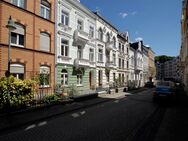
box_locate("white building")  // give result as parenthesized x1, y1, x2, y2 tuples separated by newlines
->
(94, 12, 118, 88)
(142, 46, 149, 84)
(56, 0, 97, 93)
(129, 41, 144, 88)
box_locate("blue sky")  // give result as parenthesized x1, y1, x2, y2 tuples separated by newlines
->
(81, 0, 181, 56)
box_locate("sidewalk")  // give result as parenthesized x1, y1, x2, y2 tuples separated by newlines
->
(0, 87, 148, 135)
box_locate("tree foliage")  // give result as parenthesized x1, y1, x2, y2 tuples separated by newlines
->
(155, 55, 175, 63)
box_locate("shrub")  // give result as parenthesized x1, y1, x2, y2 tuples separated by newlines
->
(43, 94, 61, 104)
(0, 76, 37, 109)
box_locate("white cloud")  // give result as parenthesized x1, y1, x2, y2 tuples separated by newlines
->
(135, 37, 143, 41)
(131, 11, 137, 15)
(119, 12, 128, 18)
(145, 45, 150, 47)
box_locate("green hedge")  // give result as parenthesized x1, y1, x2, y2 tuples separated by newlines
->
(0, 76, 37, 109)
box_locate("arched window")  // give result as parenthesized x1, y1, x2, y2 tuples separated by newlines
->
(61, 69, 68, 86)
(10, 64, 25, 80)
(11, 23, 25, 47)
(106, 32, 110, 42)
(40, 32, 50, 52)
(77, 70, 82, 85)
(98, 28, 103, 41)
(40, 0, 51, 20)
(40, 66, 50, 87)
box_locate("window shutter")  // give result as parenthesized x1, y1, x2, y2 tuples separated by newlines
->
(10, 64, 24, 73)
(40, 33, 50, 52)
(14, 24, 24, 35)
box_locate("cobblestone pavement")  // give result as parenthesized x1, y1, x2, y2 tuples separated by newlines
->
(1, 88, 187, 141)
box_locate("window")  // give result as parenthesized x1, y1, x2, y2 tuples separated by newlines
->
(61, 39, 68, 56)
(11, 23, 25, 47)
(98, 48, 103, 62)
(77, 70, 83, 85)
(12, 0, 26, 8)
(113, 73, 116, 82)
(113, 52, 116, 64)
(40, 33, 50, 52)
(40, 0, 51, 20)
(77, 45, 82, 59)
(10, 64, 24, 80)
(61, 69, 68, 86)
(122, 45, 124, 53)
(113, 37, 116, 48)
(98, 28, 103, 41)
(89, 48, 94, 62)
(119, 43, 121, 52)
(119, 58, 121, 68)
(127, 61, 129, 69)
(89, 26, 94, 38)
(77, 20, 83, 31)
(40, 66, 50, 87)
(61, 11, 69, 26)
(106, 72, 110, 82)
(122, 59, 124, 69)
(106, 33, 110, 42)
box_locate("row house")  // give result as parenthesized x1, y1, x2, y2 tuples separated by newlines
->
(94, 12, 119, 88)
(56, 0, 96, 93)
(142, 46, 149, 84)
(130, 41, 144, 88)
(0, 0, 55, 90)
(180, 0, 188, 93)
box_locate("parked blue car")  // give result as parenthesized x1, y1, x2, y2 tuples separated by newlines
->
(153, 81, 176, 102)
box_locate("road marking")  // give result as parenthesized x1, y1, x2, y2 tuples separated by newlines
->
(25, 124, 36, 131)
(38, 121, 47, 127)
(114, 100, 120, 103)
(72, 113, 80, 118)
(80, 111, 86, 115)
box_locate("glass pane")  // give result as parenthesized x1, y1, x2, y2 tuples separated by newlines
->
(65, 46, 68, 56)
(12, 0, 17, 5)
(19, 34, 24, 46)
(41, 6, 45, 17)
(61, 15, 65, 24)
(65, 74, 68, 85)
(61, 45, 64, 56)
(65, 17, 69, 26)
(19, 0, 25, 8)
(46, 9, 50, 20)
(11, 32, 17, 44)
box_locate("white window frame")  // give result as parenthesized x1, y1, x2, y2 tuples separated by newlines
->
(61, 70, 68, 86)
(89, 26, 94, 38)
(10, 64, 25, 80)
(98, 28, 103, 41)
(98, 48, 103, 62)
(77, 70, 83, 86)
(89, 48, 94, 62)
(61, 10, 69, 26)
(40, 0, 51, 20)
(11, 33, 24, 47)
(77, 45, 82, 59)
(61, 39, 69, 57)
(77, 19, 83, 31)
(40, 66, 50, 87)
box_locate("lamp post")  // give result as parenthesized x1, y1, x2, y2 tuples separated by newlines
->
(5, 16, 16, 77)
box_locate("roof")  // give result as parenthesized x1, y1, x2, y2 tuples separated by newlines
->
(94, 12, 118, 31)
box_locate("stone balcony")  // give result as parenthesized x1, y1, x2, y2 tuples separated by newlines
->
(105, 41, 114, 51)
(74, 58, 90, 68)
(73, 29, 89, 46)
(105, 61, 116, 69)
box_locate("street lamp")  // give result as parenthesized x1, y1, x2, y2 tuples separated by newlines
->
(5, 16, 16, 77)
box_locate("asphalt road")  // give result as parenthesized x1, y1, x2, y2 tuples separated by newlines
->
(0, 89, 171, 141)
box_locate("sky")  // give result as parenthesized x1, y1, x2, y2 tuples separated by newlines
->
(81, 0, 182, 56)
